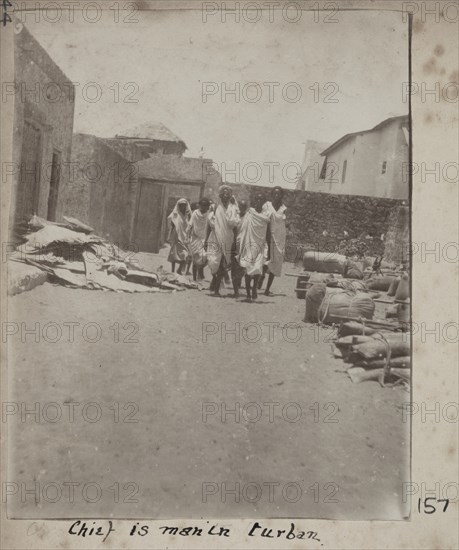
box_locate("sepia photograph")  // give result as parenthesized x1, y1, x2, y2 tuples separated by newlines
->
(0, 1, 457, 548)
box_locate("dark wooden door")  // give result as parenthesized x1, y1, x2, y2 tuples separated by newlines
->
(16, 121, 42, 224)
(47, 150, 61, 221)
(133, 181, 164, 253)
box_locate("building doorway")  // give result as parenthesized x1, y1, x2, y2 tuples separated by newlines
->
(15, 120, 42, 225)
(47, 150, 61, 221)
(133, 180, 164, 253)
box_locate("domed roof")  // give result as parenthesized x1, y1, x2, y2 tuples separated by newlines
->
(115, 122, 186, 147)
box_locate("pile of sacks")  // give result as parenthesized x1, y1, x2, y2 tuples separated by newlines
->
(8, 215, 200, 294)
(365, 271, 410, 323)
(365, 272, 409, 298)
(302, 265, 411, 388)
(333, 321, 411, 387)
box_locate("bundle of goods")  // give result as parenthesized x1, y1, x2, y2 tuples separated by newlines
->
(335, 279, 367, 292)
(344, 259, 364, 280)
(385, 304, 400, 319)
(337, 320, 408, 336)
(304, 283, 327, 323)
(385, 301, 411, 323)
(318, 290, 375, 324)
(293, 271, 336, 299)
(387, 276, 401, 297)
(333, 330, 411, 387)
(348, 333, 410, 363)
(365, 275, 397, 291)
(309, 272, 335, 285)
(338, 321, 377, 337)
(333, 334, 375, 350)
(302, 251, 347, 274)
(362, 256, 376, 270)
(9, 215, 200, 294)
(396, 301, 411, 323)
(394, 272, 410, 301)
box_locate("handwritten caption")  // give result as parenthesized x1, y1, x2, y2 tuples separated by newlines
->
(67, 520, 323, 544)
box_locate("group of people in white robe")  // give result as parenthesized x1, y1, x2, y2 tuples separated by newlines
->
(167, 185, 287, 301)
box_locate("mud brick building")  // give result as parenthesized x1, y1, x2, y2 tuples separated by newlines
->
(67, 125, 222, 253)
(10, 23, 75, 234)
(65, 133, 139, 246)
(135, 154, 222, 252)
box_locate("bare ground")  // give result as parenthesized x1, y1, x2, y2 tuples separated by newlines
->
(6, 252, 409, 520)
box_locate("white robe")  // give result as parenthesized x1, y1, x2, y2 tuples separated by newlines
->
(263, 201, 287, 277)
(188, 210, 208, 266)
(207, 202, 239, 274)
(167, 200, 191, 263)
(237, 208, 270, 276)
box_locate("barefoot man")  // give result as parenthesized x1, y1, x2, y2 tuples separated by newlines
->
(238, 193, 270, 302)
(259, 186, 287, 295)
(205, 185, 239, 296)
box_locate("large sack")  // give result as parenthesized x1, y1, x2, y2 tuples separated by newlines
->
(363, 256, 376, 269)
(395, 272, 410, 301)
(304, 283, 327, 323)
(365, 275, 396, 291)
(385, 304, 399, 319)
(303, 251, 347, 274)
(308, 272, 333, 284)
(334, 335, 375, 349)
(344, 259, 364, 280)
(350, 334, 410, 361)
(338, 321, 376, 337)
(346, 267, 364, 279)
(318, 291, 375, 324)
(387, 276, 401, 297)
(337, 279, 366, 292)
(356, 356, 411, 369)
(397, 302, 410, 323)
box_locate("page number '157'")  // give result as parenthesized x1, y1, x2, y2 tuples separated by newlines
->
(418, 498, 450, 514)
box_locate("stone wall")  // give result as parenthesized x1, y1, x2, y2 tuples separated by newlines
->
(384, 205, 410, 265)
(227, 183, 406, 259)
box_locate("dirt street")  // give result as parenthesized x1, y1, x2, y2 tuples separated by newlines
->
(6, 252, 409, 520)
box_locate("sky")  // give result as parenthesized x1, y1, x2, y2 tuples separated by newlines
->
(23, 5, 409, 187)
